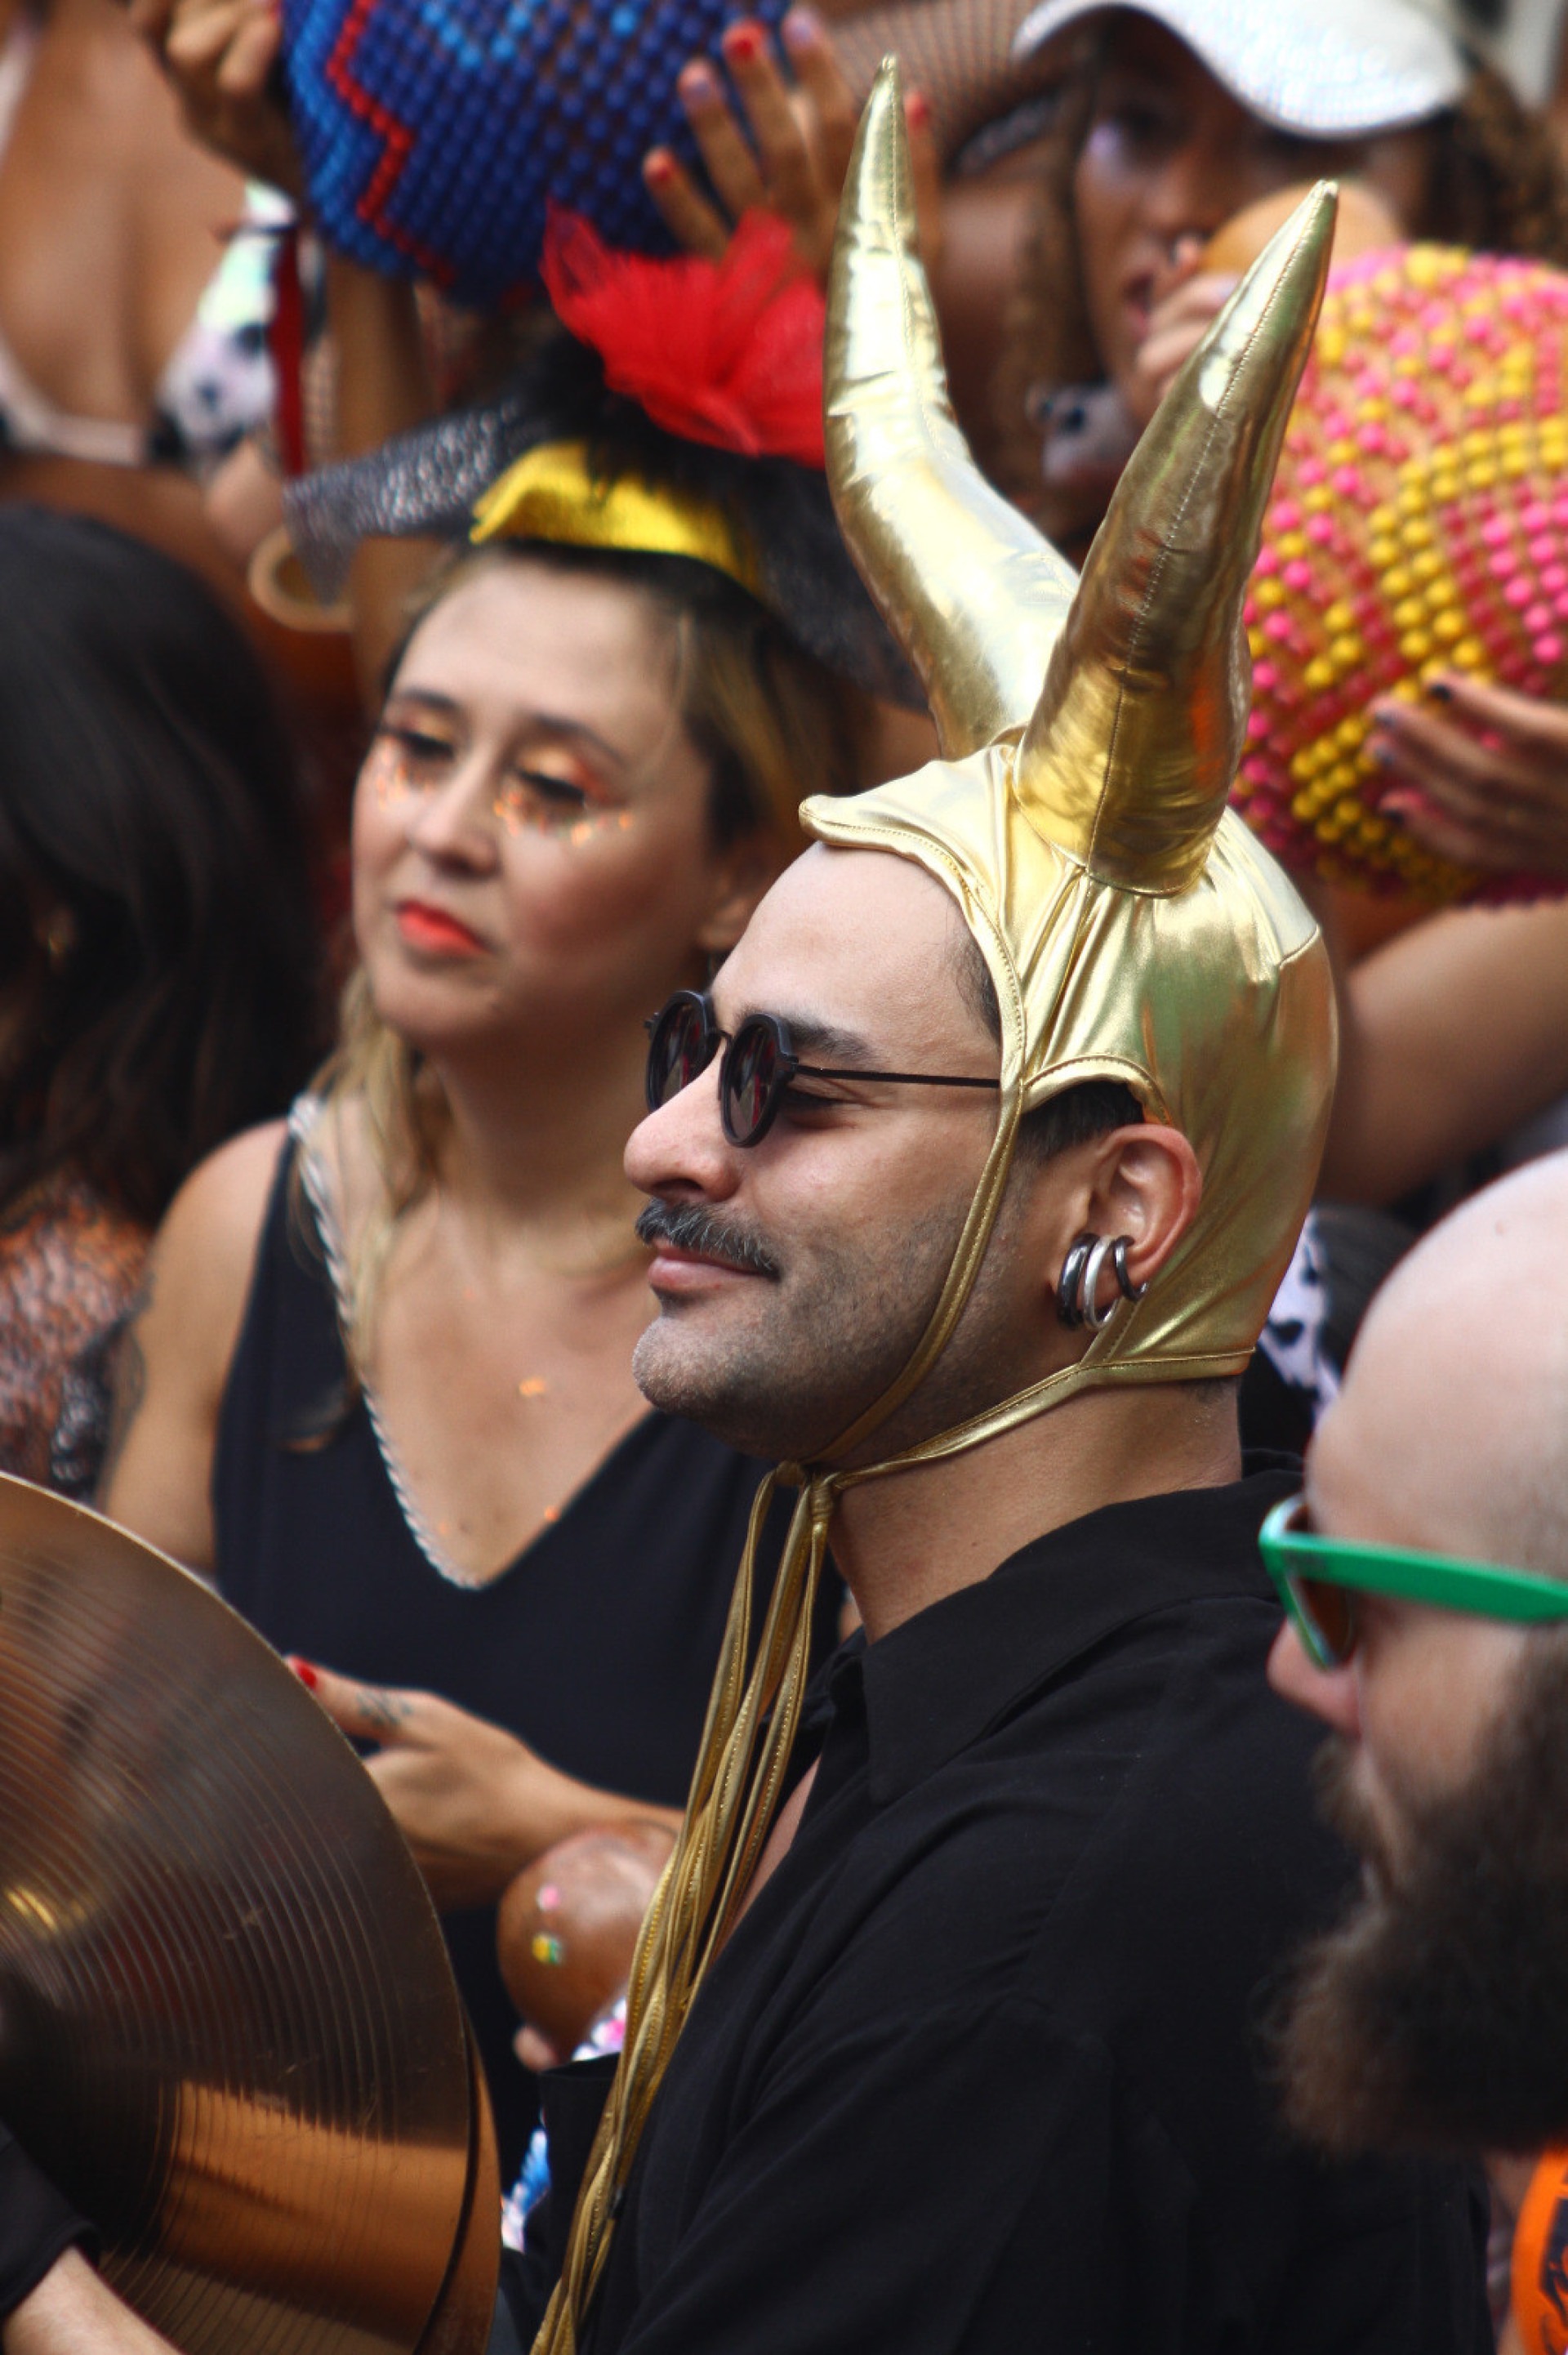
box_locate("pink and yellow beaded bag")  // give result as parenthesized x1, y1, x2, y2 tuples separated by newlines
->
(1231, 243, 1568, 904)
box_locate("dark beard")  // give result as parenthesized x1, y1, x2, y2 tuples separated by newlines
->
(1273, 1632, 1568, 2157)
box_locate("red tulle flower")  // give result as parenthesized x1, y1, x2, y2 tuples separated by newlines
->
(541, 207, 826, 469)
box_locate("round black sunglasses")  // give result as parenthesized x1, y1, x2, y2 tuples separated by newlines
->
(644, 988, 999, 1148)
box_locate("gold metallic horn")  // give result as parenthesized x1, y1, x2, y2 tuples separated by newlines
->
(1017, 182, 1338, 893)
(824, 57, 1079, 758)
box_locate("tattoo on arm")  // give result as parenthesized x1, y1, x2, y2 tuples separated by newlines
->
(95, 1269, 154, 1506)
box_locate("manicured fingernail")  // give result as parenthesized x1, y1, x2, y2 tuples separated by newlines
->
(724, 19, 764, 60)
(1370, 740, 1396, 767)
(905, 87, 931, 132)
(782, 5, 822, 49)
(287, 1656, 319, 1692)
(644, 147, 676, 185)
(1426, 677, 1453, 702)
(680, 60, 717, 97)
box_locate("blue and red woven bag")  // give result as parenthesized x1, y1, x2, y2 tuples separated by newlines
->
(282, 0, 790, 307)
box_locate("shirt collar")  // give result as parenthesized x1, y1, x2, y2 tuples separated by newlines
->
(848, 1466, 1298, 1805)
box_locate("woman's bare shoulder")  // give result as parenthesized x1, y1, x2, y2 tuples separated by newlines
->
(149, 1119, 292, 1329)
(97, 1118, 295, 1547)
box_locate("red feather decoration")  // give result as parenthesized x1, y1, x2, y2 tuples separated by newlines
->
(541, 207, 826, 469)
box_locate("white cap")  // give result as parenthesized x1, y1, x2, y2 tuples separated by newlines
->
(1011, 0, 1467, 136)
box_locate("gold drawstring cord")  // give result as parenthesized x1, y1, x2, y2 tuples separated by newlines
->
(533, 1466, 838, 2351)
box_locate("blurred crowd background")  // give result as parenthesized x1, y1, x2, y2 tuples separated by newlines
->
(7, 0, 1568, 2337)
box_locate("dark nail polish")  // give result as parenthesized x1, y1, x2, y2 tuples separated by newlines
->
(1426, 679, 1453, 702)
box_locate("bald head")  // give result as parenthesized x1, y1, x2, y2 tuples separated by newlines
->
(1311, 1153, 1568, 1577)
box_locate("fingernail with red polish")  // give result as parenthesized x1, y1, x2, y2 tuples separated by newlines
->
(905, 87, 931, 132)
(644, 148, 676, 185)
(724, 20, 764, 60)
(287, 1656, 319, 1692)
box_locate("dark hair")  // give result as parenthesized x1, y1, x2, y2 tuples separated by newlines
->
(994, 48, 1568, 534)
(0, 509, 324, 1227)
(955, 927, 1143, 1157)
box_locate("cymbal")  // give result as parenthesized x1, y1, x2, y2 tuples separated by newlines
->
(0, 1474, 496, 2355)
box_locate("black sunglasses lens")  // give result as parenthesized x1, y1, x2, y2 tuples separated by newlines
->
(647, 997, 714, 1111)
(1294, 1574, 1358, 1669)
(723, 1019, 782, 1144)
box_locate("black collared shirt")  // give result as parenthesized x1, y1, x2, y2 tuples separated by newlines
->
(526, 1470, 1489, 2355)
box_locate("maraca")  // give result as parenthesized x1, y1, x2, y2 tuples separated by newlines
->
(497, 1822, 675, 2063)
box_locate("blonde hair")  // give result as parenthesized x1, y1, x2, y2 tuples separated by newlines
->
(311, 540, 863, 1377)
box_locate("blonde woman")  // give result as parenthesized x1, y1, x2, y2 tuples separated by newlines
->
(96, 234, 891, 2170)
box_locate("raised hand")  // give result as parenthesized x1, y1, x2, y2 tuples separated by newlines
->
(644, 8, 941, 286)
(1125, 268, 1239, 430)
(1370, 672, 1568, 879)
(130, 0, 301, 197)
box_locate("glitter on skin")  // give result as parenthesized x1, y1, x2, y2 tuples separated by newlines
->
(365, 725, 638, 844)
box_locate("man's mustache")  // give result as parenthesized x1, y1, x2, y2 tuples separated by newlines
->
(635, 1200, 782, 1280)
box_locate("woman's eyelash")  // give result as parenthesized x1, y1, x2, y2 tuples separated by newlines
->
(514, 767, 591, 805)
(382, 724, 455, 760)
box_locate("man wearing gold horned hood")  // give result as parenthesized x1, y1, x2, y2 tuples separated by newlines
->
(0, 72, 1486, 2355)
(497, 74, 1490, 2355)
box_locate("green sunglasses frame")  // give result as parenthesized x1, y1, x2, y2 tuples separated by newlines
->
(1258, 1492, 1568, 1672)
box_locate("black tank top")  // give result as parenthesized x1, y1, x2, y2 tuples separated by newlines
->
(213, 1116, 815, 2179)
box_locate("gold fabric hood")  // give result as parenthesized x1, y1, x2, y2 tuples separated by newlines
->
(802, 65, 1339, 1416)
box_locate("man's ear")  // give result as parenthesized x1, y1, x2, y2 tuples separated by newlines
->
(1081, 1125, 1203, 1300)
(693, 831, 787, 956)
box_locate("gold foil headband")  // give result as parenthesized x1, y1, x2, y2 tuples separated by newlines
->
(470, 439, 760, 592)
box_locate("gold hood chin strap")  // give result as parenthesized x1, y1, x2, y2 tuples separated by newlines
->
(535, 84, 1334, 2355)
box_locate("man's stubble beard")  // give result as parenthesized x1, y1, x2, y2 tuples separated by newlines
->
(1273, 1632, 1568, 2159)
(632, 1169, 1047, 1465)
(632, 1198, 966, 1461)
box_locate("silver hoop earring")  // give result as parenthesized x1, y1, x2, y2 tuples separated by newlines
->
(1056, 1232, 1148, 1331)
(1080, 1233, 1121, 1331)
(1056, 1233, 1097, 1328)
(1110, 1237, 1148, 1309)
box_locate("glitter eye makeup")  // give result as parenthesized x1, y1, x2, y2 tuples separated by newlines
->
(366, 710, 638, 844)
(492, 761, 635, 844)
(363, 731, 419, 806)
(365, 721, 460, 805)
